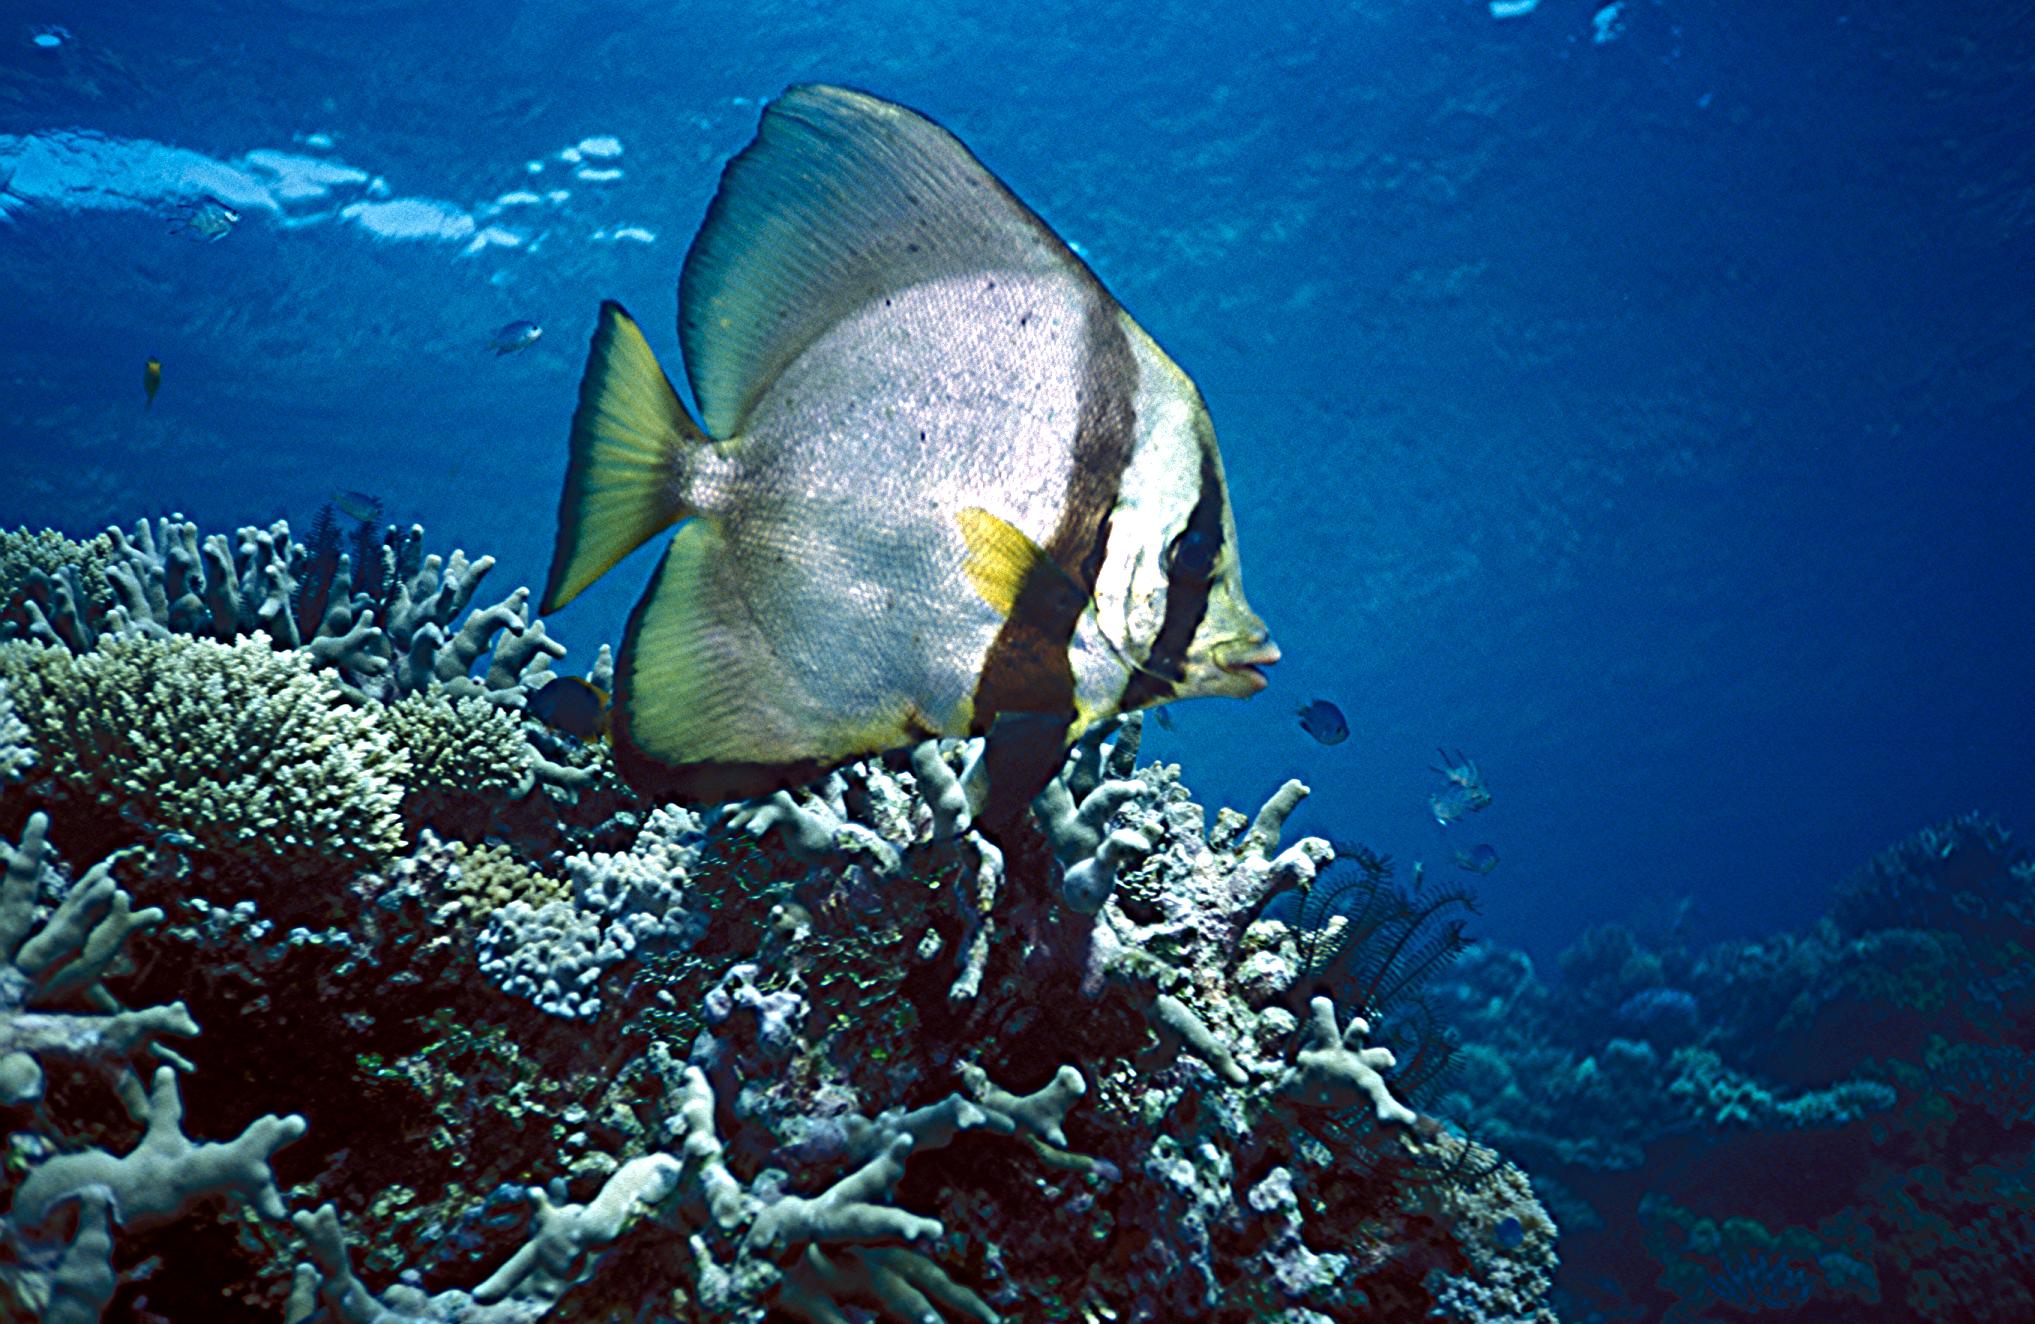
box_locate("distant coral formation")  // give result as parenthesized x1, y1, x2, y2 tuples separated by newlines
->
(1431, 811, 2035, 1323)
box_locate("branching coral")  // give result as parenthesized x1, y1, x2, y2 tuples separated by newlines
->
(0, 813, 198, 1104)
(0, 676, 32, 784)
(379, 691, 536, 810)
(0, 515, 571, 713)
(10, 1065, 305, 1230)
(284, 1156, 684, 1324)
(0, 527, 115, 648)
(1281, 996, 1419, 1125)
(0, 633, 407, 872)
(0, 1187, 118, 1324)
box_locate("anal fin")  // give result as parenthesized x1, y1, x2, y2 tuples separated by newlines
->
(612, 521, 819, 802)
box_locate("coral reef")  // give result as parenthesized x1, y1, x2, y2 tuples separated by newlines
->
(0, 550, 1556, 1320)
(9, 510, 2026, 1323)
(1429, 812, 2035, 1323)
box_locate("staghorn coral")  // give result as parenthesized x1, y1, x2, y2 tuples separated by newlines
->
(0, 633, 407, 874)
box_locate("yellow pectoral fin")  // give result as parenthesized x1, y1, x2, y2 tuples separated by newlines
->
(956, 506, 1043, 617)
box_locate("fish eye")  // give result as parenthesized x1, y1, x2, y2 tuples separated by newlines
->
(1162, 527, 1217, 580)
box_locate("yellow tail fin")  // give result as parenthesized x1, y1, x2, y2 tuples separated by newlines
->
(541, 301, 709, 613)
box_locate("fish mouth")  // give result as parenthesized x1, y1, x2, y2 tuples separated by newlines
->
(1214, 637, 1280, 694)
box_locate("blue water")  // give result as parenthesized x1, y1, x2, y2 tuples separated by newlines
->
(3, 0, 2030, 962)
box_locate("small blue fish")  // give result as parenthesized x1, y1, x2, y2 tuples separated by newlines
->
(1296, 699, 1348, 745)
(1151, 706, 1175, 732)
(489, 320, 543, 355)
(1454, 843, 1499, 874)
(1492, 1215, 1524, 1250)
(527, 675, 609, 742)
(168, 195, 241, 241)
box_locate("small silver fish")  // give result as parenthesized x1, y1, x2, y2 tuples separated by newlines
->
(490, 320, 543, 355)
(331, 490, 382, 524)
(541, 85, 1277, 812)
(1454, 843, 1499, 874)
(169, 195, 240, 241)
(1429, 747, 1491, 825)
(1296, 698, 1348, 745)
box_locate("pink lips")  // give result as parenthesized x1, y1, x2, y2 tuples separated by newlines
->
(1219, 638, 1281, 692)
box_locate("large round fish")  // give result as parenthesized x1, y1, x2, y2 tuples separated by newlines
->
(541, 84, 1277, 809)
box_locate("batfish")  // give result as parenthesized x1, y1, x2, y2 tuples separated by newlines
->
(541, 84, 1277, 819)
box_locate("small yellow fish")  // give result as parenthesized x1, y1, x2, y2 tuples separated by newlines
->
(144, 357, 161, 408)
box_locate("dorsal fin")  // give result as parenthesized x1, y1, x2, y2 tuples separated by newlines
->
(678, 83, 1094, 438)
